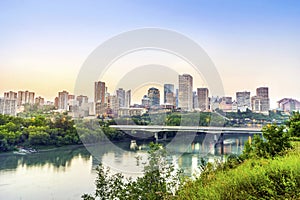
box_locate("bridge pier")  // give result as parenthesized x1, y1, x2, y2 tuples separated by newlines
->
(154, 132, 167, 141)
(214, 133, 224, 155)
(163, 132, 167, 140)
(154, 132, 158, 142)
(220, 133, 224, 155)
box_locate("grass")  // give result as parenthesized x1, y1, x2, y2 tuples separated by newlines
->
(175, 142, 300, 200)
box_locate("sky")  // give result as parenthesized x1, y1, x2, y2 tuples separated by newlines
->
(0, 0, 299, 108)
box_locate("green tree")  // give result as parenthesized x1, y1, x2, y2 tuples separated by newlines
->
(243, 124, 292, 158)
(287, 112, 300, 137)
(82, 143, 182, 200)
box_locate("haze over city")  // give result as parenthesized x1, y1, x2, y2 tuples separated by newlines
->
(1, 0, 300, 108)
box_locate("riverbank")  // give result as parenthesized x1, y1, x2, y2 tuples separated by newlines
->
(175, 141, 300, 199)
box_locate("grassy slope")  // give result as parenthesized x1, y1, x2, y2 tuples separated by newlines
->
(176, 142, 300, 200)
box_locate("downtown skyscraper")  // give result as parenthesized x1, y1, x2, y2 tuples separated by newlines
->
(178, 74, 193, 111)
(197, 88, 209, 111)
(94, 81, 106, 116)
(251, 87, 270, 114)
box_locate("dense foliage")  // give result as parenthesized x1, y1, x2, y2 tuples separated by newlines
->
(176, 151, 300, 199)
(84, 112, 300, 199)
(0, 114, 80, 151)
(82, 143, 182, 200)
(286, 112, 300, 137)
(242, 124, 292, 158)
(0, 114, 124, 152)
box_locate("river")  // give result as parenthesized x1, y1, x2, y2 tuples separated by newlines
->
(0, 134, 251, 200)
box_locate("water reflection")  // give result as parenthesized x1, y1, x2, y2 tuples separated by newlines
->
(0, 134, 252, 200)
(0, 145, 91, 171)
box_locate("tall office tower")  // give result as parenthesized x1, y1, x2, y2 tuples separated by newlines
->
(219, 97, 233, 112)
(148, 87, 160, 106)
(178, 74, 193, 111)
(193, 91, 198, 109)
(35, 96, 45, 107)
(197, 88, 209, 111)
(164, 84, 174, 103)
(95, 81, 106, 116)
(236, 91, 251, 112)
(256, 87, 269, 98)
(58, 90, 69, 110)
(106, 94, 119, 116)
(175, 89, 179, 108)
(94, 81, 106, 104)
(141, 95, 150, 108)
(125, 90, 131, 108)
(68, 94, 75, 100)
(116, 88, 125, 108)
(0, 98, 17, 116)
(4, 91, 17, 100)
(166, 92, 176, 106)
(54, 97, 59, 109)
(17, 91, 35, 106)
(76, 95, 88, 107)
(17, 91, 25, 106)
(251, 87, 270, 114)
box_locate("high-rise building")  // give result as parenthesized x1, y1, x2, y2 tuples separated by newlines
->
(178, 74, 193, 111)
(125, 90, 131, 108)
(164, 84, 174, 103)
(278, 98, 300, 112)
(251, 87, 270, 114)
(193, 91, 198, 109)
(166, 92, 176, 106)
(141, 95, 150, 108)
(197, 88, 209, 111)
(219, 97, 233, 112)
(68, 94, 75, 100)
(256, 87, 269, 98)
(116, 88, 126, 108)
(148, 87, 160, 106)
(236, 91, 251, 112)
(106, 94, 119, 117)
(95, 81, 106, 116)
(58, 91, 69, 110)
(76, 95, 88, 107)
(17, 91, 35, 106)
(4, 91, 17, 100)
(54, 97, 59, 109)
(94, 81, 106, 104)
(0, 98, 17, 116)
(35, 96, 45, 107)
(175, 89, 179, 108)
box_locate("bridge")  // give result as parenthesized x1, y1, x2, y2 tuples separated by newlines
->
(110, 125, 262, 134)
(110, 125, 262, 154)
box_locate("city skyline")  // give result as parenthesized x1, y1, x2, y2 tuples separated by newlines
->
(0, 77, 294, 110)
(1, 1, 300, 109)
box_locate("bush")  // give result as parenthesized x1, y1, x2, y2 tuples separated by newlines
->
(242, 124, 292, 158)
(175, 153, 300, 199)
(82, 143, 182, 200)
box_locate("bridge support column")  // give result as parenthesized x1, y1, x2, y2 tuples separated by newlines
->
(220, 133, 224, 155)
(154, 132, 158, 142)
(163, 132, 167, 141)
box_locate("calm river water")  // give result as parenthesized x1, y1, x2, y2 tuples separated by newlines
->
(0, 134, 251, 200)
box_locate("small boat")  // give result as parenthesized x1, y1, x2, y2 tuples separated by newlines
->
(13, 150, 27, 155)
(223, 139, 235, 145)
(13, 147, 37, 155)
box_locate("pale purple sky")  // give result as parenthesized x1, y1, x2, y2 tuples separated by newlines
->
(0, 0, 299, 108)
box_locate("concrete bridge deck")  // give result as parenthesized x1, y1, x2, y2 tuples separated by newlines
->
(110, 125, 262, 134)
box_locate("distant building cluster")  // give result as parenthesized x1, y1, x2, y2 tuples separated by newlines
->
(1, 73, 299, 117)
